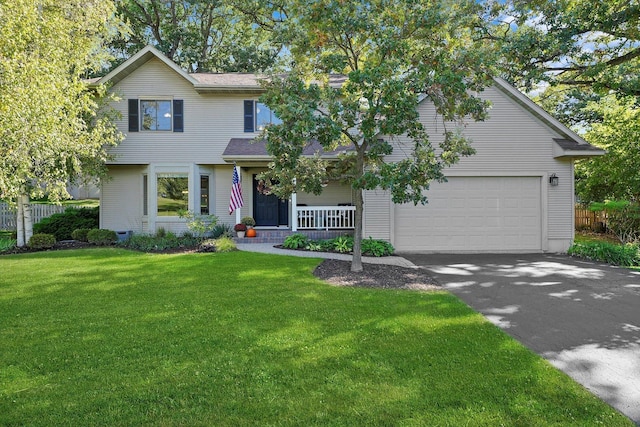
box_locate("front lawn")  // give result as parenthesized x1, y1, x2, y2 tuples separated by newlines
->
(0, 249, 631, 426)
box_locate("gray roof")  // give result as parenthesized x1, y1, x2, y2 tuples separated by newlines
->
(553, 138, 603, 152)
(222, 138, 353, 160)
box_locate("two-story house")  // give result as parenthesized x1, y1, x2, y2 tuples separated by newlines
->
(92, 46, 602, 252)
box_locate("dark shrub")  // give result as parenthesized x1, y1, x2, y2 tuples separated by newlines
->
(33, 207, 99, 241)
(568, 241, 640, 266)
(211, 223, 233, 239)
(71, 228, 92, 242)
(361, 237, 395, 256)
(28, 233, 56, 249)
(283, 233, 309, 249)
(87, 229, 117, 246)
(119, 233, 202, 252)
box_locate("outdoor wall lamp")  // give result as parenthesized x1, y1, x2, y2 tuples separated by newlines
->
(549, 173, 559, 186)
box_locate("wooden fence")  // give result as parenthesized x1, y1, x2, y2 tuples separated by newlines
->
(0, 202, 74, 230)
(575, 204, 607, 231)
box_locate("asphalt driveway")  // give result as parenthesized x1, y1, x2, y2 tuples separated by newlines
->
(402, 253, 640, 425)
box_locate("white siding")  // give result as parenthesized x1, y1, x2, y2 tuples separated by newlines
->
(109, 57, 261, 165)
(101, 165, 146, 232)
(363, 190, 392, 241)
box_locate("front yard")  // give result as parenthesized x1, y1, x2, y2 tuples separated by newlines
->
(0, 249, 632, 425)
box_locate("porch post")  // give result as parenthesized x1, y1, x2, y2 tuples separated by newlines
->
(291, 178, 297, 232)
(235, 165, 242, 225)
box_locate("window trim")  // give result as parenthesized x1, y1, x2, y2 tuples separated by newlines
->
(128, 98, 184, 133)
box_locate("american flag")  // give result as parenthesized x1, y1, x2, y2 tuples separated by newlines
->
(229, 166, 244, 214)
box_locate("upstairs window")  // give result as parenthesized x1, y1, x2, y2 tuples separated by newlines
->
(128, 99, 183, 132)
(244, 100, 282, 132)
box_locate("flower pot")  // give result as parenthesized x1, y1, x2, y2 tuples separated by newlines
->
(236, 231, 245, 238)
(246, 228, 257, 238)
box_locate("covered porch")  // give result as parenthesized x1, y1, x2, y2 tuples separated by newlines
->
(223, 138, 356, 234)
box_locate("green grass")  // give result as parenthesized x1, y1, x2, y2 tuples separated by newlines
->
(32, 198, 100, 208)
(574, 230, 621, 245)
(0, 249, 632, 426)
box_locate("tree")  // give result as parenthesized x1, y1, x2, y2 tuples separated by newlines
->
(576, 96, 640, 203)
(495, 0, 640, 97)
(251, 0, 497, 271)
(113, 0, 280, 73)
(0, 0, 125, 246)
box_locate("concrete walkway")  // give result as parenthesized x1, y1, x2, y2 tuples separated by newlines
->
(237, 243, 418, 268)
(402, 253, 640, 425)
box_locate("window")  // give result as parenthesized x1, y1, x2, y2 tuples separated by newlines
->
(141, 100, 172, 131)
(128, 99, 183, 132)
(200, 175, 210, 215)
(244, 100, 282, 132)
(157, 174, 188, 216)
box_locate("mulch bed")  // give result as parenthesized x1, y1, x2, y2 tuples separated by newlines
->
(313, 258, 440, 291)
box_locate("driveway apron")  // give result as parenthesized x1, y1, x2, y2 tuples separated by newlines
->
(402, 253, 640, 425)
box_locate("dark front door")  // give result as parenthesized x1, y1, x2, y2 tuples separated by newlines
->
(253, 176, 289, 226)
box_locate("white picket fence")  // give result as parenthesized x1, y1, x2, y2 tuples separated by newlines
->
(0, 202, 74, 230)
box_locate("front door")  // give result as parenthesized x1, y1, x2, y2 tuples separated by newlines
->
(253, 176, 289, 226)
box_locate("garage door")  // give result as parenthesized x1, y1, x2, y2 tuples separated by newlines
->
(394, 177, 542, 251)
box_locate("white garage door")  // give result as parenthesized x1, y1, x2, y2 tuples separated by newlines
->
(394, 177, 542, 252)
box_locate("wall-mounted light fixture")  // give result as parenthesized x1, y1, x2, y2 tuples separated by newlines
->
(549, 173, 559, 186)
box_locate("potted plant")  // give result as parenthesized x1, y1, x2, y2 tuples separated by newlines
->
(241, 216, 256, 229)
(234, 223, 247, 238)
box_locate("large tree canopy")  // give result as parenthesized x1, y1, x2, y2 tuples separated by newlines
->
(251, 0, 498, 271)
(114, 0, 281, 73)
(496, 0, 640, 97)
(0, 0, 125, 245)
(576, 96, 640, 203)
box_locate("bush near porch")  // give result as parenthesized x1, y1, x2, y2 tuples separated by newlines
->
(0, 249, 631, 426)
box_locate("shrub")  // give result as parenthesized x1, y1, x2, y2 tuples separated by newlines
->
(361, 237, 395, 257)
(195, 237, 238, 253)
(568, 241, 640, 266)
(332, 235, 354, 253)
(71, 228, 92, 242)
(234, 223, 247, 232)
(33, 207, 99, 241)
(211, 223, 233, 239)
(179, 211, 219, 237)
(87, 229, 117, 246)
(241, 217, 256, 227)
(213, 237, 237, 253)
(119, 233, 202, 252)
(28, 233, 56, 249)
(0, 237, 17, 252)
(589, 200, 640, 244)
(283, 233, 309, 249)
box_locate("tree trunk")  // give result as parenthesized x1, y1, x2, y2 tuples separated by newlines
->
(16, 196, 25, 247)
(351, 186, 364, 272)
(23, 195, 33, 244)
(351, 150, 365, 272)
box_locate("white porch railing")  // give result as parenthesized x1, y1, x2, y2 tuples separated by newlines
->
(293, 205, 355, 231)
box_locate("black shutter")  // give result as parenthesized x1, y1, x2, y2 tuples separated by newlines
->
(128, 99, 139, 132)
(173, 100, 184, 132)
(244, 100, 254, 132)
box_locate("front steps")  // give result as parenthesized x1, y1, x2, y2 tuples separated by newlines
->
(234, 228, 353, 244)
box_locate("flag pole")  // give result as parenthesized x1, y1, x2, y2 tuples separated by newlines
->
(235, 164, 241, 224)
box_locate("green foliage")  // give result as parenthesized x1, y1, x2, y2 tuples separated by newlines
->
(119, 233, 202, 252)
(361, 237, 395, 257)
(0, 237, 17, 252)
(178, 211, 219, 237)
(27, 233, 56, 249)
(211, 223, 234, 239)
(240, 216, 256, 227)
(87, 229, 118, 246)
(283, 233, 309, 249)
(568, 241, 640, 267)
(213, 237, 237, 253)
(498, 1, 639, 98)
(33, 207, 99, 241)
(0, 0, 125, 205)
(332, 235, 354, 253)
(576, 96, 640, 203)
(114, 0, 279, 73)
(590, 200, 640, 244)
(71, 228, 93, 242)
